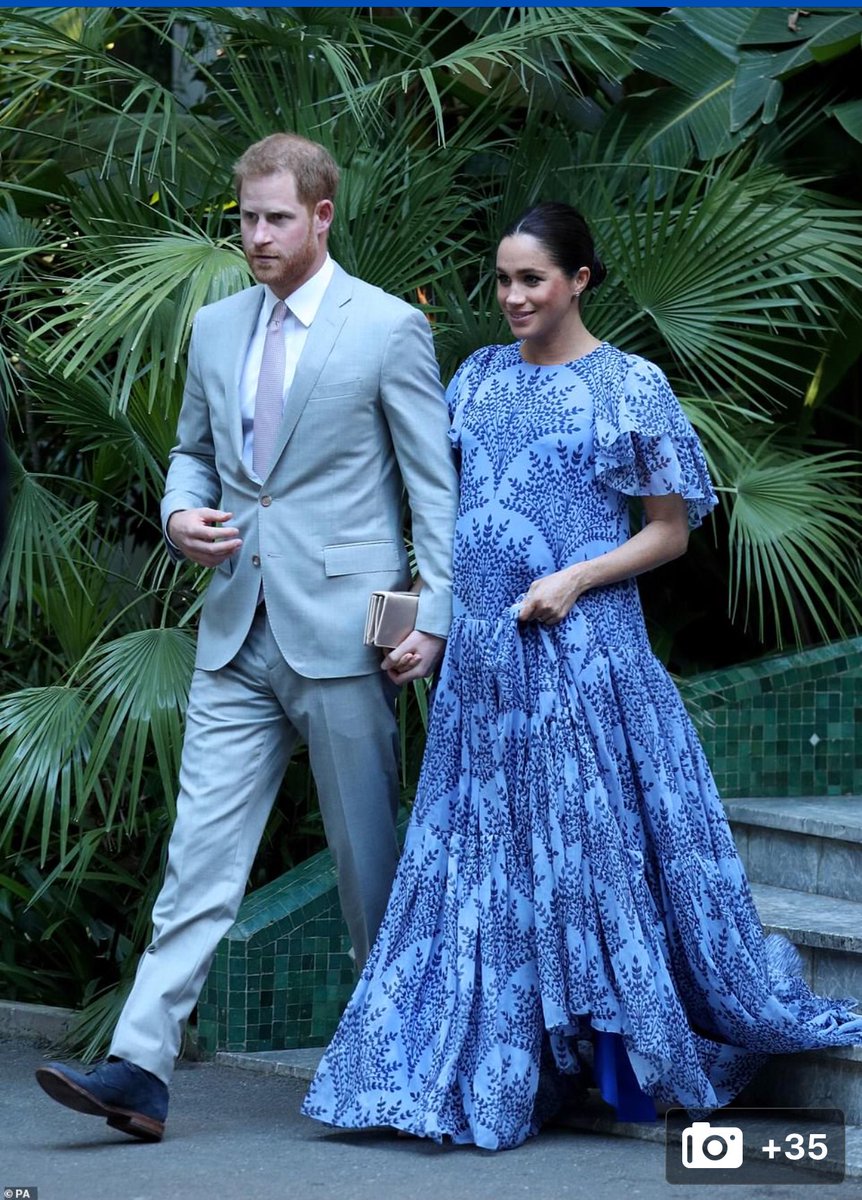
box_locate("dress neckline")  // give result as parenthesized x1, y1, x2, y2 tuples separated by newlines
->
(516, 340, 608, 368)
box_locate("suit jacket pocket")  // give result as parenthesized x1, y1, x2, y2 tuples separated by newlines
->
(308, 379, 361, 402)
(324, 540, 402, 577)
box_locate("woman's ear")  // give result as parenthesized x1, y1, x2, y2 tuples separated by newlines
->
(572, 265, 591, 299)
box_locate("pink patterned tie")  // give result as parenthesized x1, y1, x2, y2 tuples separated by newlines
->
(252, 300, 287, 478)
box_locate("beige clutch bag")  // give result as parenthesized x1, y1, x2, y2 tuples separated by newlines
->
(364, 590, 419, 649)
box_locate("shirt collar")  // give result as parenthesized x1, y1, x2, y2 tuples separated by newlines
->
(262, 255, 334, 329)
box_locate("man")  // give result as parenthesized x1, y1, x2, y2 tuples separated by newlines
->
(35, 133, 459, 1141)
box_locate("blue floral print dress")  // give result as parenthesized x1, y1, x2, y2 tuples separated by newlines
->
(302, 342, 862, 1150)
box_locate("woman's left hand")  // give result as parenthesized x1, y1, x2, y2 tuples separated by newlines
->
(517, 566, 587, 626)
(517, 495, 690, 628)
(381, 630, 446, 684)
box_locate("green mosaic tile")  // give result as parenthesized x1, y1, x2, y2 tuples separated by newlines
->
(192, 810, 435, 1050)
(686, 640, 861, 799)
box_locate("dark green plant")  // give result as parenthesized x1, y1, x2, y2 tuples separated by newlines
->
(1, 6, 860, 1055)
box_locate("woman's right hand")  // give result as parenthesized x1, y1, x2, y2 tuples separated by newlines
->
(517, 563, 591, 626)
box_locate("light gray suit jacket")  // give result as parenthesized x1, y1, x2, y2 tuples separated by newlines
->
(162, 263, 459, 677)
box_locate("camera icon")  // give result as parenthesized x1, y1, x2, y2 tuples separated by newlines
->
(681, 1121, 744, 1169)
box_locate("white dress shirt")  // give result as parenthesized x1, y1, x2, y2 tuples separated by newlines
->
(239, 254, 335, 476)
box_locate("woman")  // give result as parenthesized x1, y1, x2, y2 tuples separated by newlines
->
(302, 203, 862, 1150)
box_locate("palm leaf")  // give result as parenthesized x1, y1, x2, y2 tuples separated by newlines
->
(0, 7, 185, 186)
(30, 233, 248, 409)
(674, 394, 772, 489)
(0, 202, 50, 287)
(80, 626, 196, 832)
(616, 7, 862, 166)
(200, 6, 647, 145)
(0, 452, 100, 637)
(722, 442, 862, 644)
(328, 115, 479, 295)
(322, 7, 647, 143)
(0, 684, 93, 864)
(585, 159, 862, 400)
(25, 360, 168, 498)
(61, 976, 134, 1063)
(433, 271, 509, 383)
(25, 825, 156, 907)
(176, 6, 375, 142)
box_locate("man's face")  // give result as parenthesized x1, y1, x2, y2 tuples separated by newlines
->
(239, 171, 333, 299)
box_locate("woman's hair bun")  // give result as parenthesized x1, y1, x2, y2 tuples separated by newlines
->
(590, 256, 607, 290)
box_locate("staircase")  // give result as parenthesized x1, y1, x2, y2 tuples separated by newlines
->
(726, 796, 862, 1173)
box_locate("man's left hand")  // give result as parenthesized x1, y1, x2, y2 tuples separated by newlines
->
(381, 630, 446, 685)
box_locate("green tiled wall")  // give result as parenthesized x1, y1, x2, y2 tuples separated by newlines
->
(197, 640, 861, 1056)
(681, 636, 862, 798)
(197, 811, 409, 1056)
(196, 844, 355, 1056)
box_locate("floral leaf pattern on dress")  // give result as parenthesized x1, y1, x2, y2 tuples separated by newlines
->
(303, 343, 862, 1150)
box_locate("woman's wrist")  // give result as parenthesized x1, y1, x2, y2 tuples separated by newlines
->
(563, 559, 596, 599)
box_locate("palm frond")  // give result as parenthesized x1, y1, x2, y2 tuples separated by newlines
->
(0, 7, 185, 185)
(80, 626, 196, 832)
(61, 976, 134, 1064)
(0, 202, 50, 287)
(0, 452, 100, 637)
(329, 115, 479, 295)
(323, 7, 648, 142)
(25, 359, 168, 497)
(29, 233, 248, 409)
(674, 394, 772, 489)
(585, 159, 862, 401)
(0, 684, 92, 864)
(722, 443, 862, 645)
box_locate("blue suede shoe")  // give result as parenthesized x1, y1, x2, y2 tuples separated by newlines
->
(35, 1057, 168, 1141)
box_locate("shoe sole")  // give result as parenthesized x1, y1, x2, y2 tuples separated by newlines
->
(35, 1066, 165, 1142)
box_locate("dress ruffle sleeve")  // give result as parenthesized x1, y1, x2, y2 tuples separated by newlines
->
(592, 349, 718, 529)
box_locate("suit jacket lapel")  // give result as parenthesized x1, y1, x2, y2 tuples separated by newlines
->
(261, 265, 353, 479)
(226, 285, 266, 471)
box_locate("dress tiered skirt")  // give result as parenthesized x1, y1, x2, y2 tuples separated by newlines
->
(302, 607, 862, 1149)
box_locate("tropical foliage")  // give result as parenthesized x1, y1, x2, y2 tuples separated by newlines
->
(1, 6, 860, 1051)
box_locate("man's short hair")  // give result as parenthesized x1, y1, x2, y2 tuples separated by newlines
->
(233, 133, 340, 207)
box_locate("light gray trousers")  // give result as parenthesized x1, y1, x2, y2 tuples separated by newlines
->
(110, 606, 400, 1084)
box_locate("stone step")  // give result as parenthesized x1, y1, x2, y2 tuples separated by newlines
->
(750, 881, 862, 1003)
(751, 882, 862, 957)
(725, 796, 862, 902)
(745, 881, 862, 1126)
(740, 1044, 862, 1128)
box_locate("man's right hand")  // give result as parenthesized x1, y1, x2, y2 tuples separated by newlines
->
(167, 508, 242, 568)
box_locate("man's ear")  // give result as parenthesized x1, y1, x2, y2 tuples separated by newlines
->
(314, 199, 334, 235)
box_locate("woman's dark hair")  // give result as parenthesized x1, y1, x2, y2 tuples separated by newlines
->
(502, 202, 607, 290)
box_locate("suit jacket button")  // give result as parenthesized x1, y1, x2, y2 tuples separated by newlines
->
(261, 494, 272, 507)
(252, 554, 261, 567)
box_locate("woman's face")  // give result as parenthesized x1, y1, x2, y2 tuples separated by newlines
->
(496, 233, 585, 344)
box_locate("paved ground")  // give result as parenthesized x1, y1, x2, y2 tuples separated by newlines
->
(2, 1038, 858, 1200)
